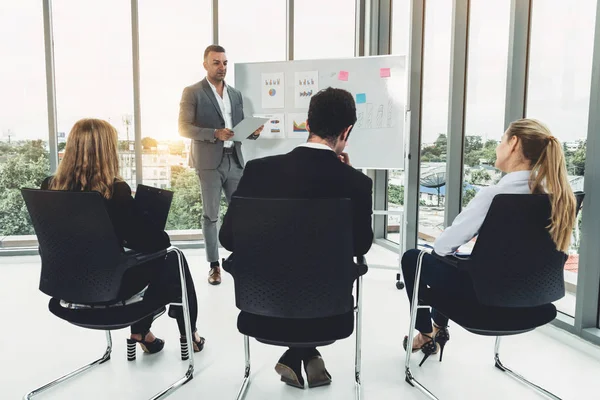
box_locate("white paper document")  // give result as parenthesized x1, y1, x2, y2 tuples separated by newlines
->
(294, 71, 319, 109)
(261, 72, 285, 109)
(287, 112, 309, 139)
(254, 114, 285, 139)
(232, 116, 270, 139)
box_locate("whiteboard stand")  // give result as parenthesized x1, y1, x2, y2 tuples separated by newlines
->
(371, 209, 405, 289)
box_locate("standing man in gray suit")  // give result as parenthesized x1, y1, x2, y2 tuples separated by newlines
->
(179, 45, 262, 285)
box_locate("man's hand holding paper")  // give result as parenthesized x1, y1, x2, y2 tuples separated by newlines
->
(231, 116, 269, 140)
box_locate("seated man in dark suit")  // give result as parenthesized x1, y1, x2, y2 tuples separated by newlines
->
(219, 87, 373, 389)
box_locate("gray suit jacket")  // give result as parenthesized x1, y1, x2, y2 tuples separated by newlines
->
(178, 78, 245, 170)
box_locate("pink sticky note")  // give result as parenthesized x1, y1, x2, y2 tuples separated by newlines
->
(380, 68, 391, 78)
(338, 71, 349, 81)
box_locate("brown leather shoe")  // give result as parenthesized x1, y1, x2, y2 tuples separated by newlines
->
(208, 266, 221, 285)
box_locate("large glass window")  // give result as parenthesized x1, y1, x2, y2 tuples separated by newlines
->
(527, 0, 597, 316)
(52, 0, 135, 185)
(139, 0, 211, 230)
(219, 0, 286, 84)
(417, 0, 452, 246)
(462, 0, 510, 209)
(0, 0, 49, 237)
(294, 0, 356, 60)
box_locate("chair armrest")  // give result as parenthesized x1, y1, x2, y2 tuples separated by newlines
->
(123, 249, 167, 268)
(355, 255, 368, 277)
(430, 251, 471, 271)
(222, 254, 234, 275)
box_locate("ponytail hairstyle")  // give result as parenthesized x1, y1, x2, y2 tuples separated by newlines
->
(506, 118, 576, 253)
(49, 118, 121, 199)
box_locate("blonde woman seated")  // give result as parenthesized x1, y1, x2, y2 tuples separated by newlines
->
(42, 118, 205, 356)
(401, 119, 576, 364)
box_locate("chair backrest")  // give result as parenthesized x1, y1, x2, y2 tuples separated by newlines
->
(21, 189, 126, 304)
(467, 194, 567, 308)
(229, 197, 356, 319)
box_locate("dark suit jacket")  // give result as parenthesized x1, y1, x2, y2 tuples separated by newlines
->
(220, 146, 374, 257)
(178, 78, 245, 170)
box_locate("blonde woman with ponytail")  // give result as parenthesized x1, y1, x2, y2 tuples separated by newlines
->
(41, 119, 205, 358)
(401, 118, 576, 365)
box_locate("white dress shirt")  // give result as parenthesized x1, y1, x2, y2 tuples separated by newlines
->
(433, 170, 532, 256)
(297, 142, 335, 152)
(207, 79, 234, 148)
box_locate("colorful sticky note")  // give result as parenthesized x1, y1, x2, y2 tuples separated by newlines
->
(380, 68, 391, 78)
(356, 93, 367, 104)
(338, 71, 349, 81)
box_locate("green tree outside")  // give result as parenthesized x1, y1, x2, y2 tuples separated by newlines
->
(141, 137, 158, 150)
(165, 166, 228, 231)
(0, 141, 50, 235)
(388, 184, 404, 205)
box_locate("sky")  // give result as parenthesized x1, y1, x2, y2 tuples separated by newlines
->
(0, 0, 597, 144)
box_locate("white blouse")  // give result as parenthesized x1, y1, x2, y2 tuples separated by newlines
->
(433, 170, 532, 256)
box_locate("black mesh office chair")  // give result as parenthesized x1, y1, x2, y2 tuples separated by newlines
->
(21, 189, 195, 400)
(404, 194, 572, 400)
(223, 197, 368, 400)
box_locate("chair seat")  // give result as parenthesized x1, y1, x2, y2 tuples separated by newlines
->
(238, 310, 354, 344)
(422, 290, 557, 336)
(255, 338, 337, 347)
(49, 298, 166, 330)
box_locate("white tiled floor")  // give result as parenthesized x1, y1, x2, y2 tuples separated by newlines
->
(2, 245, 600, 399)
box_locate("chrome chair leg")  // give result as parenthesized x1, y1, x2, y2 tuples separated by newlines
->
(494, 337, 562, 400)
(23, 330, 113, 400)
(149, 247, 195, 400)
(354, 275, 363, 400)
(403, 250, 439, 400)
(235, 335, 252, 400)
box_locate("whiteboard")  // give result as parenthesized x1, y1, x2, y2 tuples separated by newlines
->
(234, 56, 406, 169)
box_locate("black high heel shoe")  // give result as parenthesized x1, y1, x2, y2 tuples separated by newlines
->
(126, 331, 165, 361)
(434, 324, 450, 362)
(179, 334, 206, 360)
(403, 333, 439, 367)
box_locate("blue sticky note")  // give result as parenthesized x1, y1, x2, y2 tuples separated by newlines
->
(356, 93, 366, 104)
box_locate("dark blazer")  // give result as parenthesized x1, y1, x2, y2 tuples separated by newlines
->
(41, 177, 170, 254)
(178, 78, 245, 170)
(220, 146, 374, 257)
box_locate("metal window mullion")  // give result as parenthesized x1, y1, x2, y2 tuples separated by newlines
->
(402, 0, 426, 252)
(373, 170, 387, 239)
(212, 0, 218, 44)
(370, 0, 392, 240)
(286, 0, 294, 60)
(504, 0, 532, 128)
(131, 0, 143, 186)
(574, 0, 600, 330)
(443, 0, 470, 227)
(355, 0, 366, 57)
(43, 0, 59, 173)
(377, 0, 392, 55)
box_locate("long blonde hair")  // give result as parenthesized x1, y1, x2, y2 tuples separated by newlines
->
(49, 118, 121, 199)
(506, 118, 576, 253)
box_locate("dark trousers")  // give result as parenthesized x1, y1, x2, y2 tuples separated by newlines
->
(126, 252, 198, 336)
(284, 347, 320, 363)
(401, 249, 478, 333)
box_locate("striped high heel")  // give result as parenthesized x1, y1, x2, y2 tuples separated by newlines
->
(179, 333, 205, 360)
(126, 330, 165, 361)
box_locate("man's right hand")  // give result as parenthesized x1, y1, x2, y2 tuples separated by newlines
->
(214, 128, 234, 141)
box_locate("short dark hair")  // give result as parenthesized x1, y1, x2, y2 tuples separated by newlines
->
(307, 87, 356, 142)
(204, 45, 226, 60)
